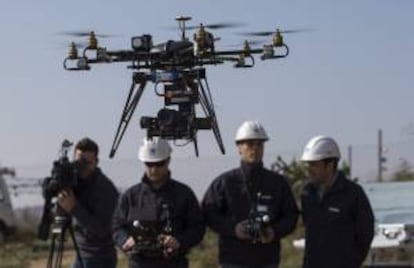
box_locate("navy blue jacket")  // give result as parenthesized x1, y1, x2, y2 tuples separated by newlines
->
(112, 175, 205, 268)
(72, 167, 119, 259)
(301, 172, 374, 268)
(202, 162, 299, 266)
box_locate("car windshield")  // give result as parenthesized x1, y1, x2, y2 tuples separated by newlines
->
(362, 181, 414, 224)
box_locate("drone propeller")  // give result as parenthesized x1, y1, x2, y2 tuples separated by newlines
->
(58, 30, 119, 52)
(57, 30, 115, 38)
(241, 28, 314, 36)
(187, 22, 245, 30)
(225, 39, 264, 48)
(60, 41, 87, 49)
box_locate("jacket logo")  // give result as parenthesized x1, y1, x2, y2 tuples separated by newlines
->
(258, 205, 268, 212)
(328, 207, 340, 213)
(261, 195, 273, 201)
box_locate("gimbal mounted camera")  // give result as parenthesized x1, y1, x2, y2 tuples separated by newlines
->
(62, 16, 291, 157)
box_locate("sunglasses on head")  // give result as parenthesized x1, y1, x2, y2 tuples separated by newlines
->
(144, 160, 167, 167)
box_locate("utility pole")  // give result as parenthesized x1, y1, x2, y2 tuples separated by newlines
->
(348, 145, 352, 180)
(378, 129, 386, 182)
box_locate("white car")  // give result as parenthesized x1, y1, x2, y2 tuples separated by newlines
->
(363, 181, 414, 267)
(0, 168, 17, 243)
(365, 223, 414, 267)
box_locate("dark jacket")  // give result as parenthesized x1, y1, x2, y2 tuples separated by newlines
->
(202, 162, 299, 266)
(72, 167, 119, 259)
(301, 172, 374, 268)
(112, 175, 205, 268)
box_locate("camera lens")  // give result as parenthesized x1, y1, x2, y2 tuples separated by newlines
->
(140, 116, 156, 129)
(157, 108, 181, 127)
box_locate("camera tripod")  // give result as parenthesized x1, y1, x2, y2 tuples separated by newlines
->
(46, 209, 84, 268)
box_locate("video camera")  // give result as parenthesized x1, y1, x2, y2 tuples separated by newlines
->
(37, 140, 86, 240)
(41, 140, 86, 200)
(246, 192, 272, 244)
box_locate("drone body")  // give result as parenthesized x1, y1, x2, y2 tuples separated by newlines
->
(62, 16, 290, 157)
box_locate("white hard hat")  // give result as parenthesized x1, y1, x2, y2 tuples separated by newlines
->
(301, 135, 341, 161)
(235, 121, 269, 142)
(138, 138, 172, 162)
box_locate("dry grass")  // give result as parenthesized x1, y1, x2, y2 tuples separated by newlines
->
(0, 227, 303, 268)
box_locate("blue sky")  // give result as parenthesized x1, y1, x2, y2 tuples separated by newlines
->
(1, 0, 414, 202)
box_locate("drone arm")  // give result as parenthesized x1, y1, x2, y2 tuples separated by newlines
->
(214, 48, 263, 56)
(109, 73, 147, 158)
(64, 49, 150, 71)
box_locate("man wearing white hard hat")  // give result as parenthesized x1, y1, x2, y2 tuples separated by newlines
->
(202, 121, 299, 268)
(112, 138, 205, 268)
(300, 135, 374, 268)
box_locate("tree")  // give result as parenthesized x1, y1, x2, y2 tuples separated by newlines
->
(391, 159, 414, 182)
(270, 156, 306, 200)
(271, 156, 353, 199)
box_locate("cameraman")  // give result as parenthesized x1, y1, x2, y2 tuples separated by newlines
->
(112, 138, 205, 268)
(57, 137, 119, 268)
(202, 121, 299, 268)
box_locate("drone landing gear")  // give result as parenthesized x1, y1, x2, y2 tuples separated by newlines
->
(109, 73, 147, 158)
(196, 73, 225, 155)
(109, 68, 225, 158)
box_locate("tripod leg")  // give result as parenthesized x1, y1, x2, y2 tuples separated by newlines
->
(46, 225, 66, 268)
(54, 236, 65, 268)
(68, 225, 85, 268)
(46, 232, 57, 268)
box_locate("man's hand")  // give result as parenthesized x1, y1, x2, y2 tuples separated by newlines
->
(57, 188, 76, 213)
(234, 220, 251, 240)
(122, 236, 136, 252)
(159, 234, 180, 257)
(260, 226, 275, 244)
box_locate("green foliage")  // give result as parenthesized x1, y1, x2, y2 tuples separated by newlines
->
(189, 229, 219, 268)
(270, 156, 306, 200)
(339, 161, 350, 177)
(391, 159, 414, 182)
(271, 155, 353, 199)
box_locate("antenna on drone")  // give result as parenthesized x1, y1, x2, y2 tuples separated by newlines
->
(175, 16, 192, 41)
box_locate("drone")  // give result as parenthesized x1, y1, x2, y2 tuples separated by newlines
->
(63, 16, 291, 158)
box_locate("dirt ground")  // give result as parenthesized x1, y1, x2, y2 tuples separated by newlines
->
(28, 251, 74, 268)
